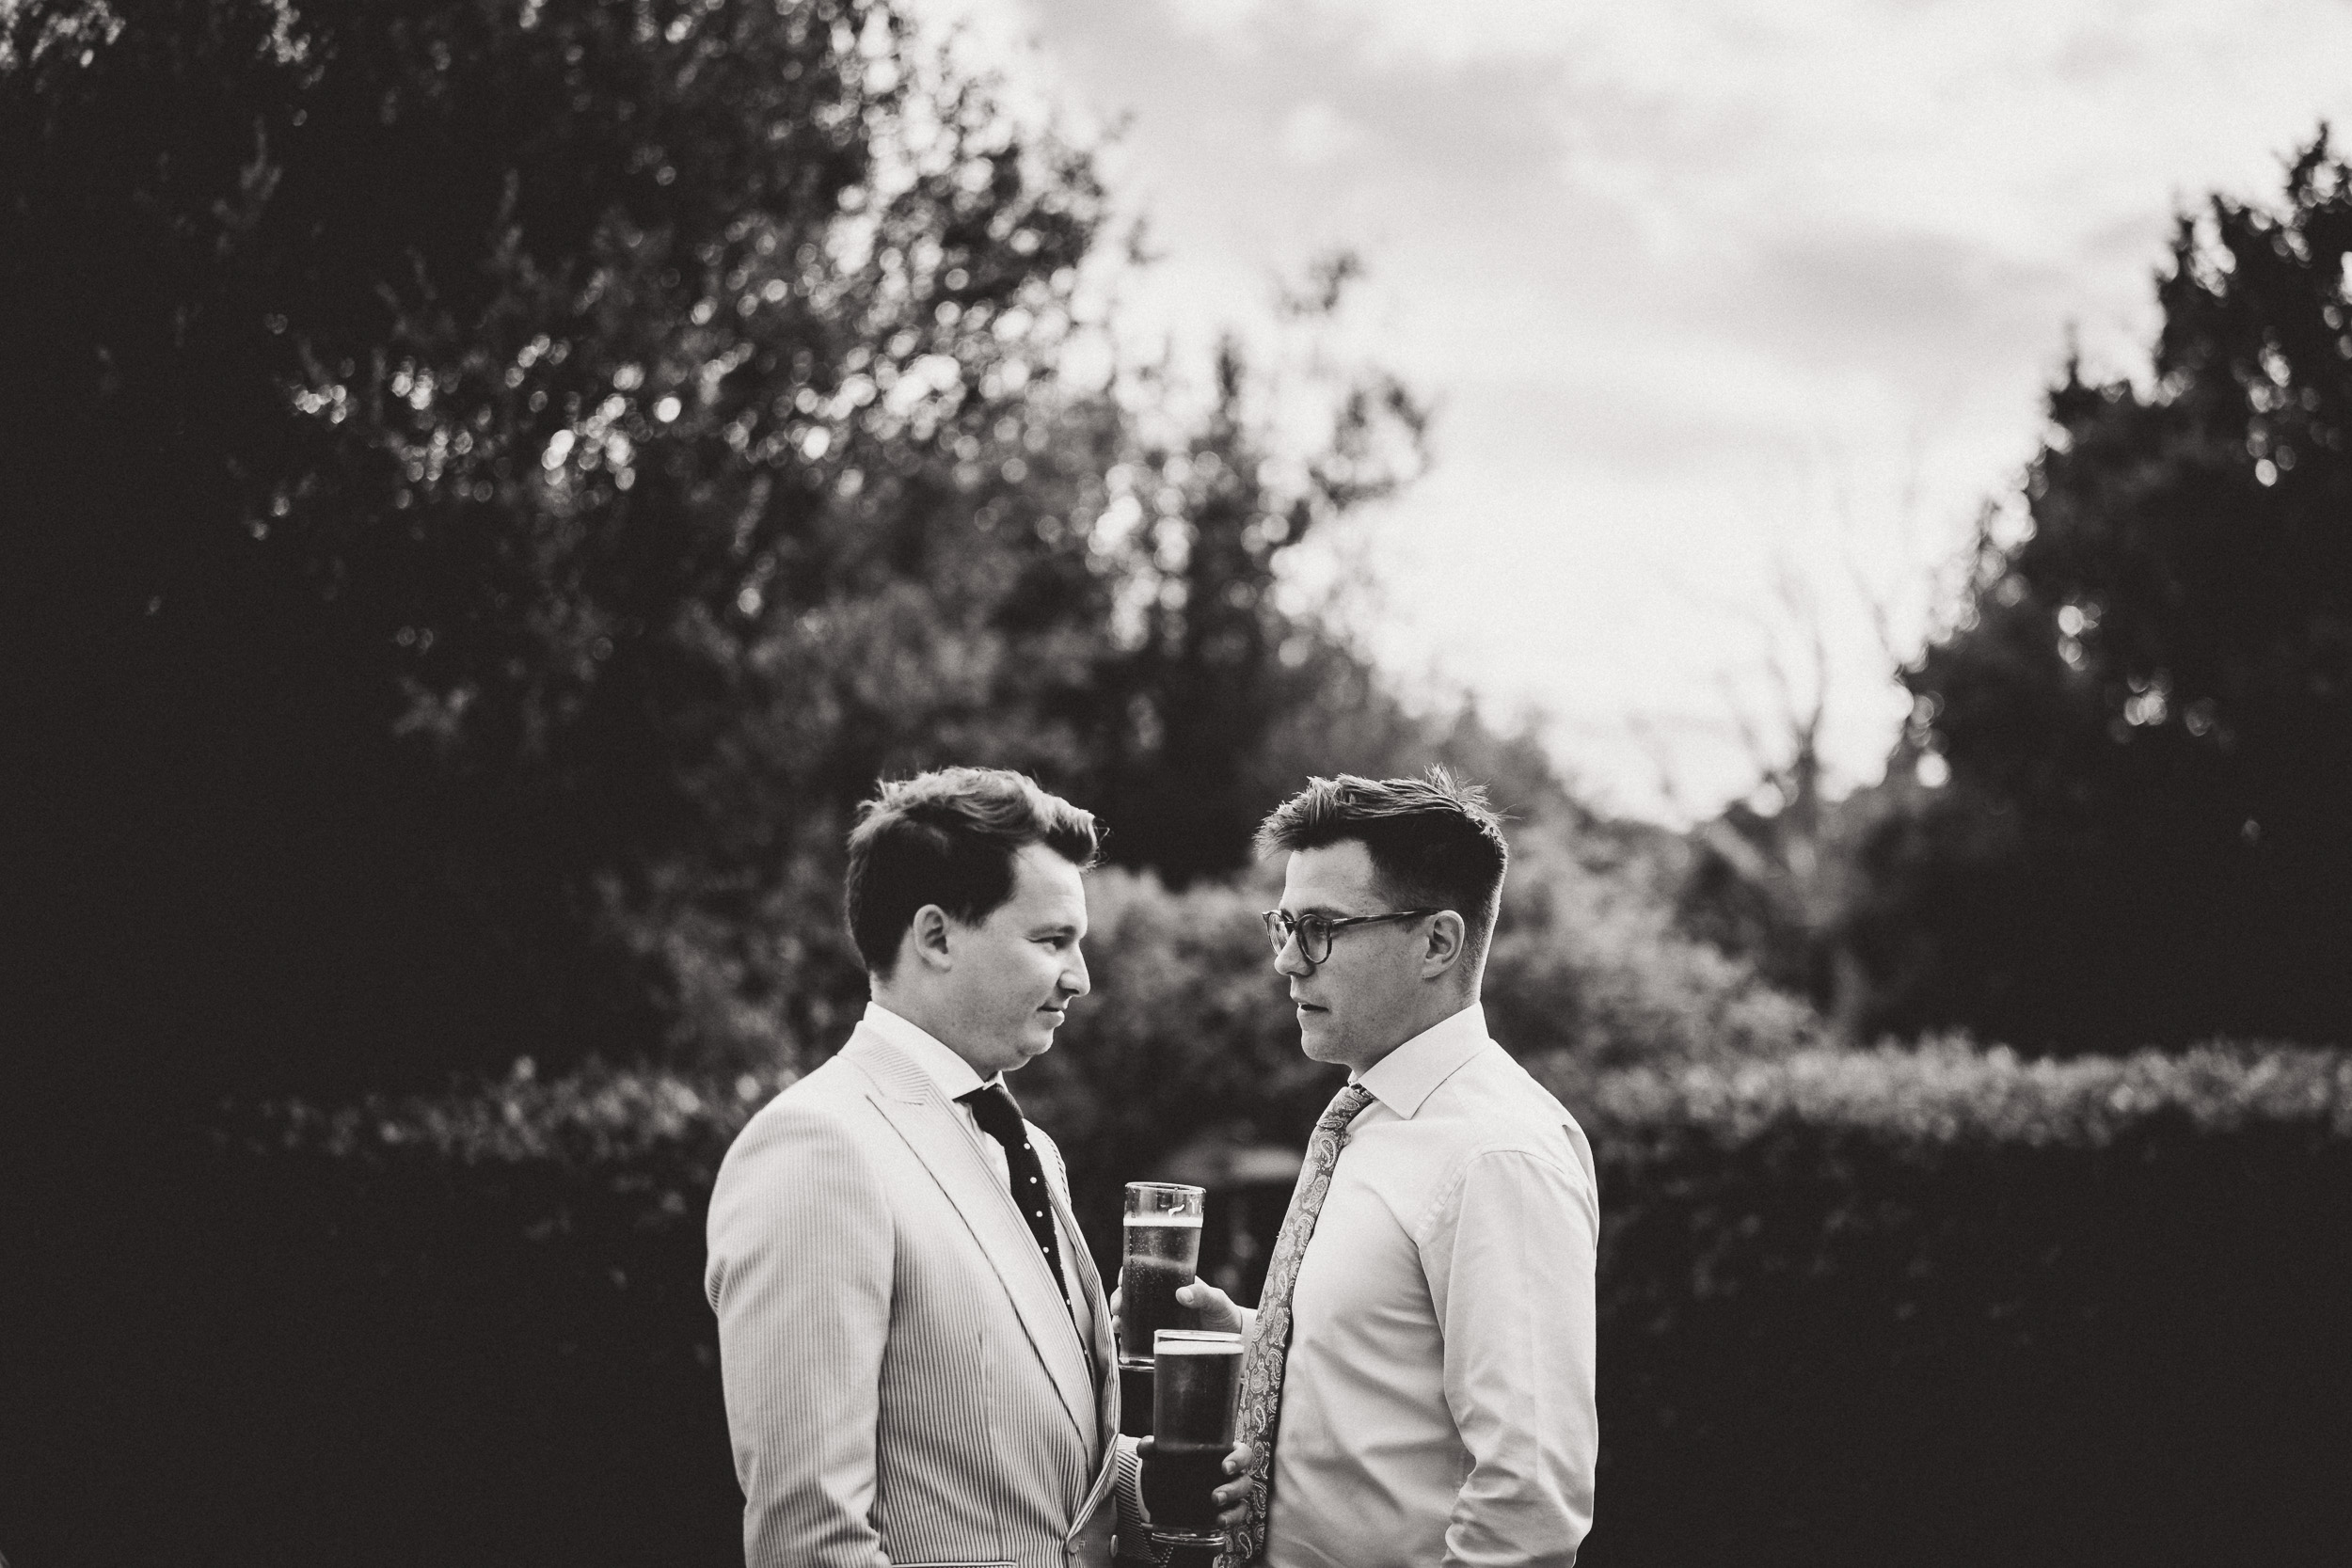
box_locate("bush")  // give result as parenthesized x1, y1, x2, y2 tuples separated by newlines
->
(1015, 865, 1338, 1239)
(8, 1041, 2346, 1567)
(997, 847, 1825, 1248)
(1584, 1107, 2350, 1567)
(1487, 824, 1826, 1076)
(1566, 1036, 2352, 1146)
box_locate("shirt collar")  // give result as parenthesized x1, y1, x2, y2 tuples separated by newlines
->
(1354, 1002, 1491, 1119)
(862, 1000, 1001, 1102)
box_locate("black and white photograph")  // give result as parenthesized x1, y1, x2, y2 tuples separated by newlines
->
(4, 1, 2350, 1564)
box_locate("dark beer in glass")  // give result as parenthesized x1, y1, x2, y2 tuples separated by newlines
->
(1146, 1329, 1243, 1549)
(1120, 1181, 1205, 1371)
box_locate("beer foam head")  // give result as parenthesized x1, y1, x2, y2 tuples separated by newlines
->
(1155, 1331, 1242, 1355)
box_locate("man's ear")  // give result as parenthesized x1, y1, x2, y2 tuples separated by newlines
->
(1419, 911, 1468, 981)
(908, 905, 956, 973)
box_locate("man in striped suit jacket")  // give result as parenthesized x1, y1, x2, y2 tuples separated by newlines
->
(707, 768, 1125, 1568)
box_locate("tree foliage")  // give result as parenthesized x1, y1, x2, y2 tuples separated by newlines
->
(1078, 337, 1432, 881)
(0, 0, 1482, 1105)
(3, 0, 1115, 1094)
(1847, 133, 2352, 1049)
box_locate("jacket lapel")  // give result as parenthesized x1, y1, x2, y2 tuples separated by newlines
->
(842, 1028, 1096, 1449)
(1044, 1161, 1123, 1497)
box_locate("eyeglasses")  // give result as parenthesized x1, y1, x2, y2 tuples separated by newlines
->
(1260, 908, 1438, 966)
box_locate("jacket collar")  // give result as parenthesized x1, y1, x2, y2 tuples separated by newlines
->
(837, 1023, 1101, 1454)
(859, 1000, 1002, 1102)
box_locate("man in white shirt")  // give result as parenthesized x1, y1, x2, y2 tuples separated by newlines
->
(1162, 769, 1599, 1568)
(706, 767, 1126, 1568)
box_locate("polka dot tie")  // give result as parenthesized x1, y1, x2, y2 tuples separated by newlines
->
(961, 1082, 1070, 1307)
(1223, 1082, 1376, 1567)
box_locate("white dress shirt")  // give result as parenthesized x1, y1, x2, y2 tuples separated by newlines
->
(858, 1001, 1100, 1363)
(1264, 1003, 1599, 1568)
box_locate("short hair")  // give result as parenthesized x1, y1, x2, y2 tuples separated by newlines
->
(1253, 768, 1510, 962)
(845, 768, 1101, 976)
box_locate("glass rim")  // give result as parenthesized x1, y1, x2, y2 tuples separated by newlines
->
(1124, 1180, 1206, 1196)
(1149, 1528, 1230, 1547)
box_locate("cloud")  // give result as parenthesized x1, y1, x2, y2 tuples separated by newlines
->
(1718, 228, 2079, 382)
(1129, 0, 2352, 258)
(954, 0, 2352, 816)
(1159, 0, 1272, 32)
(1279, 101, 1367, 166)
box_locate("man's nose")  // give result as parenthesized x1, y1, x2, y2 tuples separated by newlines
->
(1063, 944, 1090, 999)
(1272, 937, 1311, 977)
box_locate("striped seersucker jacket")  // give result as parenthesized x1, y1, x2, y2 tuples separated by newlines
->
(707, 1024, 1123, 1568)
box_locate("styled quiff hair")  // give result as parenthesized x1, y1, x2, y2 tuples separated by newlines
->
(1253, 768, 1510, 960)
(844, 768, 1100, 977)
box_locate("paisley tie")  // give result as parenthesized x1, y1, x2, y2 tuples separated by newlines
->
(1224, 1082, 1377, 1566)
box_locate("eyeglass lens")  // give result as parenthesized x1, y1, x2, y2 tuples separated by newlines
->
(1265, 911, 1331, 962)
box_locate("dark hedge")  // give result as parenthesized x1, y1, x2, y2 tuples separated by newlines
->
(3, 1046, 2347, 1567)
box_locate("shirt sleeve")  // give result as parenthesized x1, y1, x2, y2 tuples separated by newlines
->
(1418, 1147, 1599, 1568)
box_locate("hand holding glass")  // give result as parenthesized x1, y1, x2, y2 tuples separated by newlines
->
(1120, 1181, 1204, 1370)
(1142, 1329, 1243, 1548)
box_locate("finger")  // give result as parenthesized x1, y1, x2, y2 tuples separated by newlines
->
(1213, 1464, 1258, 1510)
(1223, 1442, 1255, 1473)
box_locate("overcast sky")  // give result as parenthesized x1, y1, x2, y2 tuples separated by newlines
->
(943, 0, 2352, 821)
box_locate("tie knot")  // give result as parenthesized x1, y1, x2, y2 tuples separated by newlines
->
(959, 1082, 1026, 1145)
(1318, 1083, 1376, 1134)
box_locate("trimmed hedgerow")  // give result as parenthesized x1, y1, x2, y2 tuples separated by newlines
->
(236, 1059, 783, 1169)
(1571, 1048, 2352, 1568)
(7, 1043, 2345, 1568)
(1564, 1037, 2352, 1147)
(247, 1037, 2352, 1169)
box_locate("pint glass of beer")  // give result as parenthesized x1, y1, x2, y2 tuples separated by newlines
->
(1146, 1329, 1243, 1548)
(1119, 1181, 1205, 1370)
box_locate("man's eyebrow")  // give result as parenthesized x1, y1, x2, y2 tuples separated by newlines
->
(1029, 919, 1082, 935)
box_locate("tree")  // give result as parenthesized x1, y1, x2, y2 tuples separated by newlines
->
(0, 0, 1116, 1099)
(1851, 132, 2352, 1049)
(0, 0, 1496, 1106)
(1081, 322, 1434, 882)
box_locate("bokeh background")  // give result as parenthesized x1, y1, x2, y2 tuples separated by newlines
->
(3, 3, 2349, 1564)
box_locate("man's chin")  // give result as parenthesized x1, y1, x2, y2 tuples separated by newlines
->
(1295, 1016, 1344, 1062)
